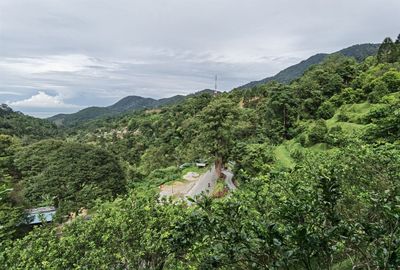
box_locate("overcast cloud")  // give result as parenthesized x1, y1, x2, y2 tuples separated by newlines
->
(0, 0, 399, 117)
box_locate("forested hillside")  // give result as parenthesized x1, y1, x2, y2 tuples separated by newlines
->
(0, 104, 59, 141)
(239, 43, 380, 88)
(1, 35, 400, 269)
(48, 89, 217, 127)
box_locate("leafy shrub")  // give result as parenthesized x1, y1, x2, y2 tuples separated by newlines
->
(317, 101, 336, 119)
(331, 87, 365, 106)
(326, 126, 347, 146)
(146, 166, 181, 186)
(337, 113, 349, 122)
(381, 69, 400, 92)
(289, 148, 305, 161)
(308, 120, 328, 144)
(364, 102, 400, 143)
(298, 134, 308, 147)
(14, 140, 126, 214)
(367, 80, 389, 103)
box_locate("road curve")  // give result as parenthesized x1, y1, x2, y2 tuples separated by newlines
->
(186, 165, 218, 198)
(222, 170, 236, 190)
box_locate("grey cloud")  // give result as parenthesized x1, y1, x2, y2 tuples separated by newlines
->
(0, 0, 399, 117)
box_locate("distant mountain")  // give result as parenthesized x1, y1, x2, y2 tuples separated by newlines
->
(48, 89, 217, 127)
(238, 43, 380, 89)
(49, 44, 380, 126)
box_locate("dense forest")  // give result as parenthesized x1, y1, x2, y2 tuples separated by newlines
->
(1, 35, 400, 269)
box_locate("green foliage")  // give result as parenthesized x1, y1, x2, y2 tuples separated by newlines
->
(239, 43, 379, 89)
(2, 144, 399, 269)
(0, 184, 23, 250)
(317, 100, 336, 119)
(294, 55, 359, 119)
(194, 97, 240, 175)
(145, 166, 181, 186)
(382, 69, 400, 92)
(1, 193, 188, 269)
(2, 38, 400, 269)
(377, 37, 399, 63)
(365, 102, 400, 143)
(14, 140, 126, 214)
(326, 126, 348, 147)
(368, 79, 390, 102)
(330, 87, 365, 106)
(308, 120, 328, 145)
(232, 142, 275, 182)
(0, 135, 23, 247)
(258, 84, 299, 141)
(0, 105, 59, 141)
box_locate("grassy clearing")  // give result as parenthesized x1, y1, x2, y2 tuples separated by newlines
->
(181, 166, 208, 176)
(163, 166, 208, 186)
(274, 143, 296, 169)
(326, 102, 381, 131)
(309, 142, 330, 151)
(272, 102, 381, 169)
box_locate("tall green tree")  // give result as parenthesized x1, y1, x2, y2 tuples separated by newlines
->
(395, 34, 400, 61)
(377, 37, 397, 63)
(196, 97, 240, 176)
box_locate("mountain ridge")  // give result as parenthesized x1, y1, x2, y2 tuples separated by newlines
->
(48, 43, 380, 126)
(237, 43, 380, 89)
(48, 89, 216, 127)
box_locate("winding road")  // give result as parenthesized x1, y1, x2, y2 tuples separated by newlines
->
(222, 169, 236, 190)
(184, 166, 236, 203)
(186, 165, 218, 198)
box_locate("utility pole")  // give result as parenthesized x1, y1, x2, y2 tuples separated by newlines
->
(214, 75, 218, 95)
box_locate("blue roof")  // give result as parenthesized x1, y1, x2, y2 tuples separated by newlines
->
(25, 207, 56, 225)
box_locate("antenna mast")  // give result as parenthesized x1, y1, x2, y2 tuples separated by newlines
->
(214, 75, 218, 93)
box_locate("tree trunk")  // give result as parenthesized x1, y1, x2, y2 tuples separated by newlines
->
(215, 157, 223, 178)
(283, 105, 288, 139)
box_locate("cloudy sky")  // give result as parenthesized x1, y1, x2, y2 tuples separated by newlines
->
(0, 0, 399, 117)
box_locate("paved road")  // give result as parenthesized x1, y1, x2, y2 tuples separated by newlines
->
(186, 165, 218, 198)
(185, 166, 236, 202)
(222, 170, 236, 190)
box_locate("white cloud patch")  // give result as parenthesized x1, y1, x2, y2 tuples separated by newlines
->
(0, 54, 116, 75)
(8, 91, 81, 109)
(0, 91, 24, 96)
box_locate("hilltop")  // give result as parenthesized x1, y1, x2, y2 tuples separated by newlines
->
(48, 89, 217, 127)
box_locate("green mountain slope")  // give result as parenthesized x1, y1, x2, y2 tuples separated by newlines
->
(0, 104, 59, 139)
(238, 43, 379, 89)
(49, 43, 379, 127)
(48, 89, 216, 127)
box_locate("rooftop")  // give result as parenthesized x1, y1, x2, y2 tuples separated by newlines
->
(25, 206, 56, 225)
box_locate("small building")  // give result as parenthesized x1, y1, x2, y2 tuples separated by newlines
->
(195, 162, 207, 168)
(179, 163, 192, 169)
(25, 206, 56, 225)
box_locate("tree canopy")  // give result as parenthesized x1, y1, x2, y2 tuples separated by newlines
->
(14, 140, 126, 214)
